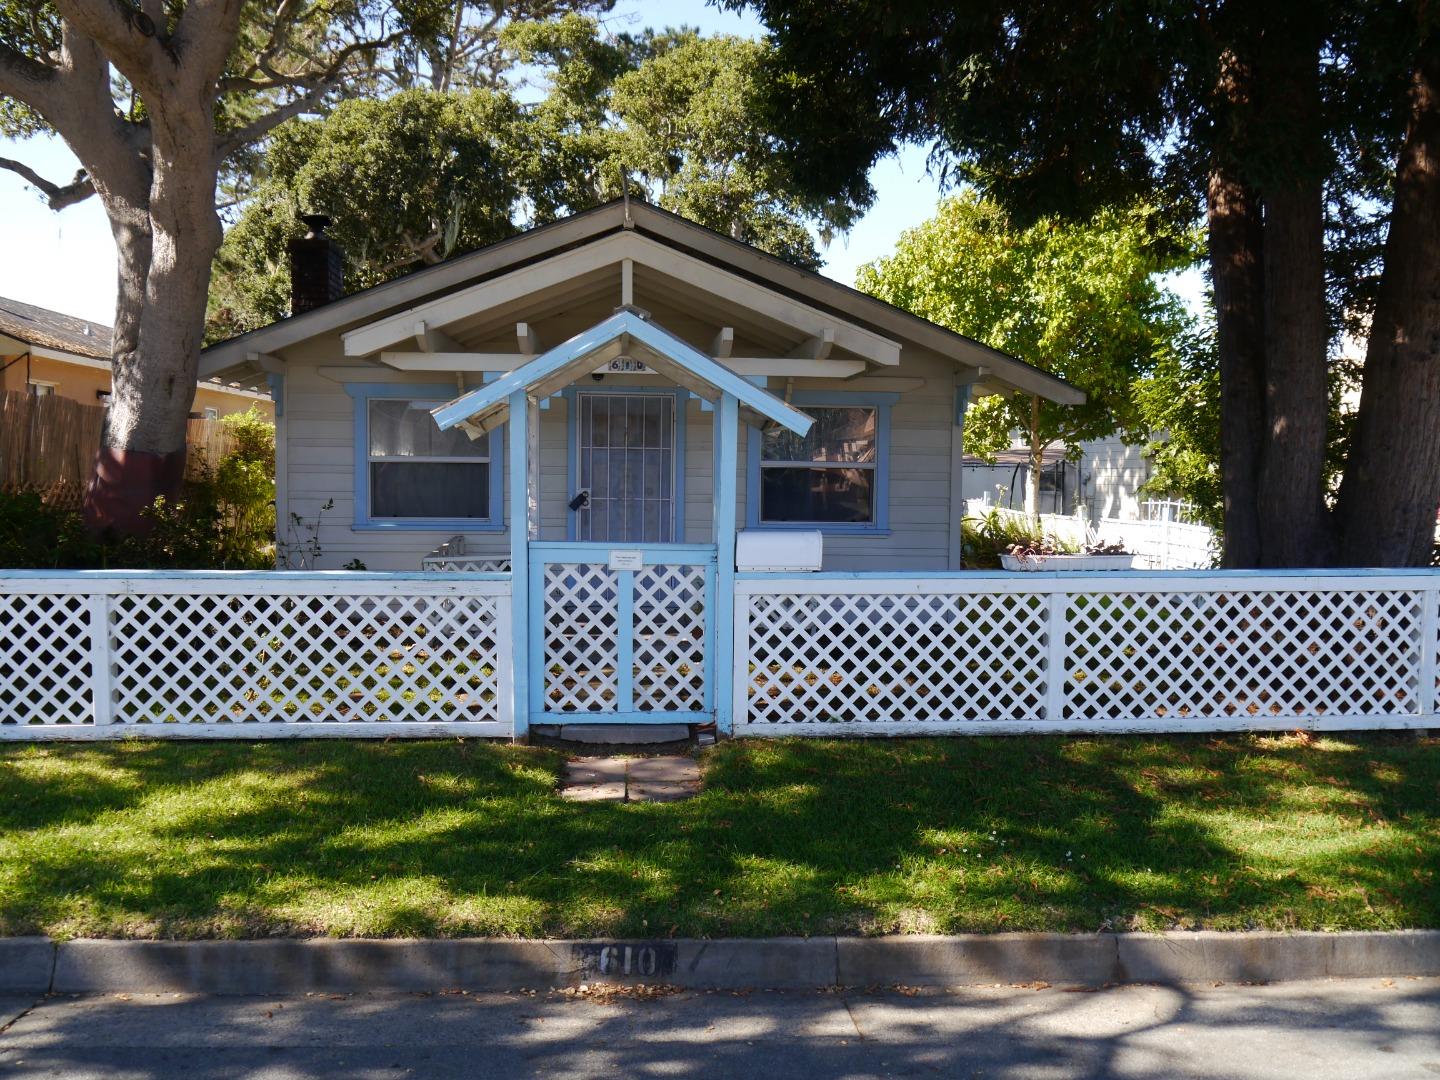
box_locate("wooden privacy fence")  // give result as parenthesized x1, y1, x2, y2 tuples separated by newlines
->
(0, 571, 513, 738)
(0, 390, 242, 506)
(734, 569, 1440, 735)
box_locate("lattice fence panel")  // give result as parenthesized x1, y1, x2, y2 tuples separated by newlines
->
(744, 591, 1050, 725)
(0, 592, 93, 725)
(542, 563, 619, 712)
(633, 564, 707, 712)
(1063, 588, 1423, 721)
(110, 591, 503, 724)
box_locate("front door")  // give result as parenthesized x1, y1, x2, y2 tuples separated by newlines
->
(574, 391, 677, 543)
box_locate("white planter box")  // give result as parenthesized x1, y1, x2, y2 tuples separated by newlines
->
(1000, 553, 1140, 572)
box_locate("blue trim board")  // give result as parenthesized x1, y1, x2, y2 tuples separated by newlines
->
(506, 391, 533, 736)
(745, 390, 897, 535)
(266, 374, 285, 418)
(344, 382, 504, 531)
(561, 387, 689, 543)
(431, 310, 813, 437)
(713, 392, 739, 734)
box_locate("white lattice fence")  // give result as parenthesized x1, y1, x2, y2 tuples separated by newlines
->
(735, 572, 1440, 734)
(540, 560, 710, 714)
(0, 571, 513, 738)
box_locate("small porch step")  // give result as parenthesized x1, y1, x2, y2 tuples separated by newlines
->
(534, 723, 691, 746)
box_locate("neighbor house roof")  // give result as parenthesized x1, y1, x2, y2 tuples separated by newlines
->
(0, 296, 111, 360)
(200, 199, 1084, 407)
(0, 295, 269, 399)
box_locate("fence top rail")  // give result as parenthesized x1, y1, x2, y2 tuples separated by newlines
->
(738, 567, 1440, 580)
(736, 567, 1440, 595)
(0, 569, 513, 596)
(0, 569, 510, 582)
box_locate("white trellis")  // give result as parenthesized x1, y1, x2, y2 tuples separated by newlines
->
(734, 571, 1440, 735)
(0, 571, 512, 739)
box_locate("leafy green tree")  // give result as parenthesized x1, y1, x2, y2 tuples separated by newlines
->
(208, 18, 860, 335)
(733, 0, 1440, 567)
(209, 89, 524, 337)
(858, 193, 1197, 517)
(0, 0, 603, 536)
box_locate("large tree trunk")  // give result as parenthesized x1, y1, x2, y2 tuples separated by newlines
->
(1207, 167, 1266, 568)
(80, 81, 226, 535)
(1333, 58, 1440, 566)
(1255, 177, 1331, 566)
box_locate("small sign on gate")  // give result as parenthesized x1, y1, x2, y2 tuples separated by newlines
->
(608, 549, 644, 571)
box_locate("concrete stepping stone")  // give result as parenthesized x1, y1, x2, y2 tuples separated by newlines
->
(559, 755, 700, 803)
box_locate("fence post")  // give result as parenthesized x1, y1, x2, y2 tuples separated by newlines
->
(1045, 587, 1067, 723)
(87, 591, 115, 727)
(1420, 582, 1438, 721)
(730, 588, 751, 732)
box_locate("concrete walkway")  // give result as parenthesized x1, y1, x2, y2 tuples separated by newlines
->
(559, 755, 700, 802)
(2, 979, 1437, 1078)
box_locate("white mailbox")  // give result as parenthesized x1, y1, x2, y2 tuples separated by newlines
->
(735, 530, 823, 572)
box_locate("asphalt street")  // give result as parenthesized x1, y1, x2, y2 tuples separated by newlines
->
(1, 977, 1438, 1079)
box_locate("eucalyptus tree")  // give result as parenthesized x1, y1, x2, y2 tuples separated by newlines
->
(734, 0, 1440, 567)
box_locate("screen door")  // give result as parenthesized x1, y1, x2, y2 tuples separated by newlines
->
(575, 392, 676, 542)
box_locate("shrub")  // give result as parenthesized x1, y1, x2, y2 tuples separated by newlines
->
(0, 407, 276, 570)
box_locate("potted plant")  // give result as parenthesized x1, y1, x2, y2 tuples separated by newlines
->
(1000, 538, 1139, 572)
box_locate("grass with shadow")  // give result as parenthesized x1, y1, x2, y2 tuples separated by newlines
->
(0, 733, 1436, 938)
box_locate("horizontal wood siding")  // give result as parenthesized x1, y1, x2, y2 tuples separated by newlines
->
(280, 341, 959, 571)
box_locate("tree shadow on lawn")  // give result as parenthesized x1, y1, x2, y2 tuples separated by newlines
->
(0, 734, 1435, 938)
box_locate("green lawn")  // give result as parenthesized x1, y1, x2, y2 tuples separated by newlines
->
(1, 734, 1436, 939)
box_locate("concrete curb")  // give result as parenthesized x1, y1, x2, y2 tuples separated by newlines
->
(0, 932, 1434, 995)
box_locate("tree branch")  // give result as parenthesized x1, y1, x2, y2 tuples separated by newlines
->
(0, 157, 96, 209)
(0, 42, 64, 116)
(51, 0, 171, 90)
(213, 30, 408, 160)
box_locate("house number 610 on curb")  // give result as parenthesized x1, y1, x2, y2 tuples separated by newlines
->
(598, 944, 657, 976)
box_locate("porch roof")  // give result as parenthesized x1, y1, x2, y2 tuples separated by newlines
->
(431, 309, 815, 437)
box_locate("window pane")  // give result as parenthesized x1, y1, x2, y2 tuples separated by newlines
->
(760, 467, 874, 523)
(371, 462, 489, 518)
(368, 399, 487, 459)
(762, 407, 875, 463)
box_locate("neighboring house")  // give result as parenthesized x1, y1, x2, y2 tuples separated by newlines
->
(963, 436, 1154, 524)
(0, 296, 272, 419)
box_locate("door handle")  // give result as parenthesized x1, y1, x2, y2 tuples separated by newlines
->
(569, 489, 590, 511)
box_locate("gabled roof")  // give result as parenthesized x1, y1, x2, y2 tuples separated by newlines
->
(0, 296, 112, 360)
(200, 199, 1083, 406)
(433, 309, 814, 436)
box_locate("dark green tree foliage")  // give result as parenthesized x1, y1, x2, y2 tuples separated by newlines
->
(734, 0, 1440, 567)
(208, 18, 860, 336)
(209, 90, 524, 338)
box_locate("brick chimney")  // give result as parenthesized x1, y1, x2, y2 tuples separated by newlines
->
(288, 213, 344, 315)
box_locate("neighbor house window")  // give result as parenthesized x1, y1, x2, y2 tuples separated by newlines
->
(366, 398, 491, 520)
(202, 406, 219, 420)
(753, 402, 888, 528)
(28, 381, 55, 397)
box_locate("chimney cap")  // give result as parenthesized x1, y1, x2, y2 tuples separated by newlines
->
(299, 213, 332, 238)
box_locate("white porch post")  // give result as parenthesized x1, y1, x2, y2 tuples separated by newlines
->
(948, 380, 973, 570)
(508, 390, 531, 739)
(713, 391, 739, 734)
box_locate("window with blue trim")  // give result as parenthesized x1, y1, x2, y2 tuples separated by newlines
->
(747, 393, 893, 532)
(367, 399, 491, 519)
(346, 383, 503, 530)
